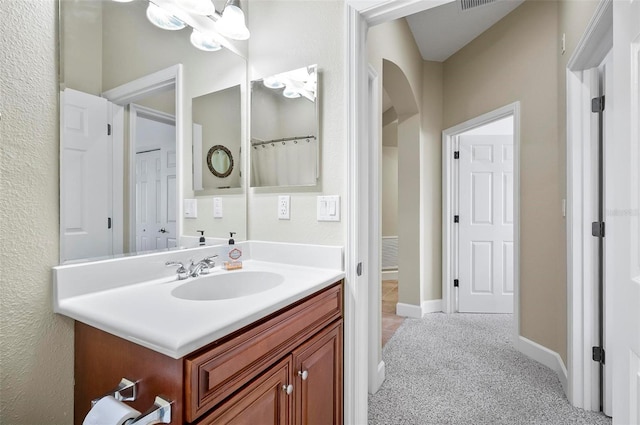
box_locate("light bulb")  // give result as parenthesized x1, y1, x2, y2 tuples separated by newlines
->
(216, 2, 250, 40)
(146, 3, 186, 31)
(190, 29, 222, 52)
(283, 85, 301, 99)
(175, 0, 216, 16)
(263, 76, 285, 89)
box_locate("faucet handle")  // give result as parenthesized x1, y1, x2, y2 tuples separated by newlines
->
(166, 261, 188, 280)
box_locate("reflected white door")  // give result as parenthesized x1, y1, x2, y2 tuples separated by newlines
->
(135, 148, 176, 251)
(60, 89, 111, 261)
(611, 2, 640, 423)
(135, 150, 161, 252)
(458, 134, 514, 313)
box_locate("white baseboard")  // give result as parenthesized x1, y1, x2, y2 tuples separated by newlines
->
(382, 270, 398, 280)
(396, 299, 443, 318)
(368, 360, 386, 394)
(518, 336, 568, 396)
(422, 299, 442, 314)
(396, 302, 422, 318)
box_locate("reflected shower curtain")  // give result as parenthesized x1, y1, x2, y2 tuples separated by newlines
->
(251, 139, 317, 186)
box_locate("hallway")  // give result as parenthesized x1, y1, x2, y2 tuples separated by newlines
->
(369, 314, 612, 424)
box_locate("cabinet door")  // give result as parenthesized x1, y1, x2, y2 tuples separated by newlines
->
(293, 321, 343, 425)
(200, 356, 293, 425)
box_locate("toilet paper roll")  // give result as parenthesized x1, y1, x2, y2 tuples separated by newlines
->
(83, 396, 140, 425)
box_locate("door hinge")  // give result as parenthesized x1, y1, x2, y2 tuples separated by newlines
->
(107, 217, 112, 229)
(454, 215, 459, 223)
(356, 262, 363, 277)
(591, 221, 605, 238)
(591, 96, 605, 113)
(592, 346, 605, 364)
(454, 279, 459, 288)
(454, 151, 460, 159)
(107, 123, 112, 136)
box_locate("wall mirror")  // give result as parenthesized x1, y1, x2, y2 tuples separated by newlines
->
(192, 85, 241, 191)
(250, 65, 319, 188)
(60, 0, 247, 264)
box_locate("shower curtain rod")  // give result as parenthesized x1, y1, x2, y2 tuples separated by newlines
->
(251, 135, 317, 147)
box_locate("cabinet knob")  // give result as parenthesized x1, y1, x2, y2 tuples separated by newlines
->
(298, 370, 309, 381)
(282, 384, 294, 395)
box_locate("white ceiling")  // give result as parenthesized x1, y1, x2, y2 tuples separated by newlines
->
(406, 0, 525, 62)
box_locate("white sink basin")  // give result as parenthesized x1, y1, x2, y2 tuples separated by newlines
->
(171, 271, 284, 301)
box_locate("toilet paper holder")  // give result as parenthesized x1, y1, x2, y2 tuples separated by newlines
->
(91, 378, 138, 407)
(129, 396, 172, 425)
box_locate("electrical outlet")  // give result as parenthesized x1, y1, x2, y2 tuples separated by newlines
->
(278, 195, 290, 220)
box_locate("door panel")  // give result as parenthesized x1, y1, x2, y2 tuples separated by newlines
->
(60, 89, 111, 261)
(200, 357, 292, 425)
(293, 322, 342, 425)
(611, 2, 640, 422)
(458, 134, 514, 313)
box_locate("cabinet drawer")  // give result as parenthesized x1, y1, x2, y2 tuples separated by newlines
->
(185, 282, 343, 422)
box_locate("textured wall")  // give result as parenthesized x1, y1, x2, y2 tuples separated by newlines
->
(1, 1, 75, 423)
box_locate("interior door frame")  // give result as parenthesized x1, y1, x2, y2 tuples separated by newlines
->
(102, 64, 183, 253)
(565, 0, 612, 411)
(441, 103, 520, 332)
(128, 104, 176, 251)
(345, 0, 455, 422)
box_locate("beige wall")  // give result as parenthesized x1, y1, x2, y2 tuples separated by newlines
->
(368, 19, 443, 305)
(382, 144, 398, 237)
(421, 60, 444, 301)
(247, 0, 344, 245)
(443, 0, 565, 359)
(1, 1, 75, 423)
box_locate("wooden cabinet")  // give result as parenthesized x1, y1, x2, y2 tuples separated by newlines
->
(293, 322, 342, 425)
(74, 281, 343, 425)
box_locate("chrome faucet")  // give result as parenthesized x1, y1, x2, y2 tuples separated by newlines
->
(165, 261, 189, 280)
(188, 255, 218, 277)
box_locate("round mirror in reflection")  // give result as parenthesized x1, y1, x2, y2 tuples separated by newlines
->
(207, 145, 234, 178)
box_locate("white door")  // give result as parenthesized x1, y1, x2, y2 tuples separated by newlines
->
(132, 113, 177, 252)
(60, 89, 111, 261)
(135, 150, 161, 252)
(458, 134, 514, 313)
(611, 2, 640, 423)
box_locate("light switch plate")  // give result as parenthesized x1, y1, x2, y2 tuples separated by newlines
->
(317, 196, 340, 222)
(278, 195, 290, 220)
(184, 199, 198, 218)
(213, 197, 223, 218)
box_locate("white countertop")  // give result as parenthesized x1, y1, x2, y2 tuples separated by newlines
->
(55, 259, 344, 359)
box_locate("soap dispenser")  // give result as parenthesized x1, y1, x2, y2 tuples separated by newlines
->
(224, 232, 243, 270)
(197, 230, 206, 246)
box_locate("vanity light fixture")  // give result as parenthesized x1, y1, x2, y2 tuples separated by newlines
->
(175, 0, 216, 16)
(215, 0, 250, 41)
(283, 85, 301, 99)
(190, 29, 222, 51)
(141, 0, 249, 52)
(263, 76, 285, 89)
(146, 2, 187, 31)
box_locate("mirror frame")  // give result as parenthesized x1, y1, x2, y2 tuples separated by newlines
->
(206, 145, 234, 178)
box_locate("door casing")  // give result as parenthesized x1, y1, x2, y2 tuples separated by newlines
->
(442, 103, 520, 334)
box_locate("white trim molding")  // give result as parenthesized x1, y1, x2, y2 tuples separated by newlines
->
(565, 0, 612, 411)
(518, 336, 569, 396)
(396, 299, 443, 318)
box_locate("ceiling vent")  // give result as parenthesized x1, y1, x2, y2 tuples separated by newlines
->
(460, 0, 497, 11)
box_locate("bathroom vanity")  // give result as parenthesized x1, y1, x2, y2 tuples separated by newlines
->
(54, 242, 345, 425)
(75, 281, 343, 424)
